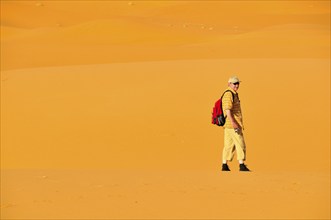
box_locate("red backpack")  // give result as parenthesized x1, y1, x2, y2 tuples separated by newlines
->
(211, 90, 234, 126)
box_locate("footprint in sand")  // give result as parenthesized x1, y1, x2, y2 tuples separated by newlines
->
(36, 175, 48, 179)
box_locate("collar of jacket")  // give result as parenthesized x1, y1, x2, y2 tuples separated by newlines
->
(227, 87, 238, 95)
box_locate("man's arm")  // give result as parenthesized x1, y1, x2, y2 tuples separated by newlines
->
(225, 109, 239, 129)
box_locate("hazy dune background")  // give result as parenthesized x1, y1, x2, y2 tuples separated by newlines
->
(1, 1, 330, 219)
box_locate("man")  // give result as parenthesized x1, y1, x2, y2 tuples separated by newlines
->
(221, 76, 250, 172)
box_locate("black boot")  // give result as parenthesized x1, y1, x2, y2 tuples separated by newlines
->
(239, 164, 250, 172)
(222, 164, 231, 171)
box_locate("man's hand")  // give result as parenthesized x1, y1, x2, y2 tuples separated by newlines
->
(234, 127, 241, 134)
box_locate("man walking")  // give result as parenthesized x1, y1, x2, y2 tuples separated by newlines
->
(221, 76, 250, 172)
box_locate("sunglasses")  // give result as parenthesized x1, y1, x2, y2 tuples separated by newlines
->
(232, 82, 240, 85)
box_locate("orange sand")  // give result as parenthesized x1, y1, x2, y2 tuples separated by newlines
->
(1, 1, 330, 219)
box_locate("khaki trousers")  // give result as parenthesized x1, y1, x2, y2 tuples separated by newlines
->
(223, 128, 246, 161)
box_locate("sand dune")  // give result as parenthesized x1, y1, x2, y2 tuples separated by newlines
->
(1, 1, 330, 219)
(1, 22, 329, 70)
(1, 1, 330, 70)
(2, 1, 329, 29)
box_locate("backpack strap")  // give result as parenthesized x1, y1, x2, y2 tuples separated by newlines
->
(221, 90, 235, 101)
(220, 90, 235, 111)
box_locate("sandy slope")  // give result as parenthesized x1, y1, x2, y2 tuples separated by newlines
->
(1, 59, 330, 171)
(1, 1, 330, 219)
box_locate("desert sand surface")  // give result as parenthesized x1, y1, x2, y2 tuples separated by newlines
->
(1, 1, 330, 219)
(1, 169, 329, 219)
